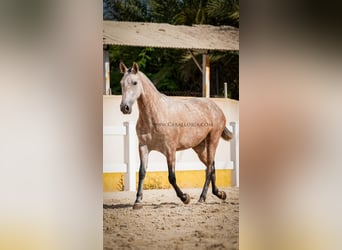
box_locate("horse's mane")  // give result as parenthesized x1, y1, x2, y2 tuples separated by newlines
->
(138, 71, 167, 99)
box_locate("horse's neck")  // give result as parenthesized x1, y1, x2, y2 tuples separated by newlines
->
(137, 73, 166, 123)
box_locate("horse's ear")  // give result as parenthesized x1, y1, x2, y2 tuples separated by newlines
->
(132, 62, 139, 73)
(119, 62, 127, 74)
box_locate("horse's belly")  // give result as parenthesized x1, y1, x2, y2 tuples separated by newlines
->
(176, 131, 208, 150)
(138, 126, 211, 152)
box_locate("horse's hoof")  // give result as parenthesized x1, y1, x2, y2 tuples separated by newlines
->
(182, 193, 191, 204)
(198, 197, 206, 203)
(133, 202, 143, 209)
(219, 191, 227, 200)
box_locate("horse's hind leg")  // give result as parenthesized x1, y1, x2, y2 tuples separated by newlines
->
(199, 164, 212, 202)
(133, 144, 149, 209)
(167, 152, 191, 205)
(207, 137, 227, 201)
(210, 162, 227, 200)
(200, 162, 226, 202)
(193, 140, 211, 202)
(195, 136, 226, 202)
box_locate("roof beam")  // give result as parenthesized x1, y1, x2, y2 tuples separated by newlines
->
(188, 50, 202, 73)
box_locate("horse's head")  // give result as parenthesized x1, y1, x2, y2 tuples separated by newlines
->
(119, 62, 142, 114)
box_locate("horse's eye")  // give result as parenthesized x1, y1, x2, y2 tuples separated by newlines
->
(132, 81, 137, 85)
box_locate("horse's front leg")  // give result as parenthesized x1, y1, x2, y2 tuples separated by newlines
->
(133, 144, 149, 209)
(167, 152, 191, 205)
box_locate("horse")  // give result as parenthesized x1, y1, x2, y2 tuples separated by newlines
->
(119, 62, 233, 209)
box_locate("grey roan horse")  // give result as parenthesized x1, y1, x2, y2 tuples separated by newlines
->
(119, 62, 233, 209)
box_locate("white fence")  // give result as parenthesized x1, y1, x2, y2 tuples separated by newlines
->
(103, 121, 239, 191)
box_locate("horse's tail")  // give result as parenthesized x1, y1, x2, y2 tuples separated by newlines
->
(221, 127, 233, 141)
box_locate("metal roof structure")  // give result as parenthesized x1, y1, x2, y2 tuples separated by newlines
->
(103, 21, 239, 51)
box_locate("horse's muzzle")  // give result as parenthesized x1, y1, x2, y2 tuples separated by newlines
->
(120, 103, 131, 114)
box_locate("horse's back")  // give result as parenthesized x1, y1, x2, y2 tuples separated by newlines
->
(179, 97, 226, 124)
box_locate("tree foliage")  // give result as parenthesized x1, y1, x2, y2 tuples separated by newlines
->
(149, 0, 181, 23)
(207, 0, 239, 27)
(104, 0, 239, 99)
(104, 0, 150, 21)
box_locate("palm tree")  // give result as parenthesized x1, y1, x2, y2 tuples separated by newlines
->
(173, 0, 208, 25)
(207, 0, 239, 27)
(104, 0, 150, 21)
(150, 0, 182, 23)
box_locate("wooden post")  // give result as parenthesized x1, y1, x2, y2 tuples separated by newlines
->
(230, 121, 239, 187)
(202, 53, 210, 98)
(124, 121, 137, 191)
(103, 47, 110, 95)
(224, 82, 228, 98)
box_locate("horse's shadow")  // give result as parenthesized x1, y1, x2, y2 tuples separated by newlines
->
(103, 201, 236, 210)
(103, 200, 239, 209)
(103, 202, 180, 210)
(103, 204, 132, 209)
(151, 202, 179, 209)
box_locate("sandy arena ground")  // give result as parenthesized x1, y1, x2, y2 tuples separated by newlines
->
(104, 187, 239, 250)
